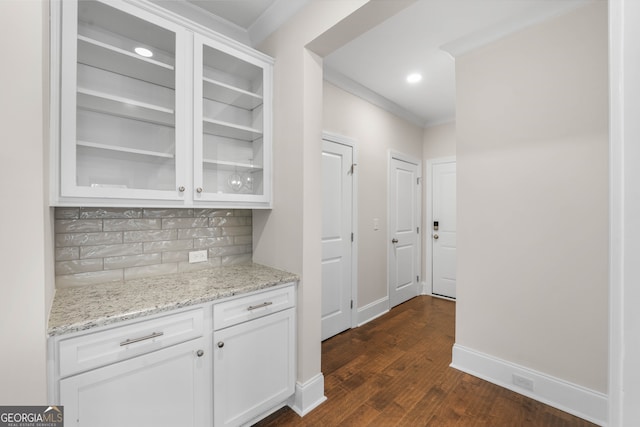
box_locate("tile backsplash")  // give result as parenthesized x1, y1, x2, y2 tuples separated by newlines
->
(54, 207, 252, 288)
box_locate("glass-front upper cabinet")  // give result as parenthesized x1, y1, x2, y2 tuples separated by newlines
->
(59, 0, 188, 201)
(193, 34, 272, 207)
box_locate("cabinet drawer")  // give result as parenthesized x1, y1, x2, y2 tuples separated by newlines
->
(58, 308, 204, 378)
(214, 285, 295, 330)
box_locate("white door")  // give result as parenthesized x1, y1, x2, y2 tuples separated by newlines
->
(321, 139, 353, 340)
(389, 156, 421, 308)
(432, 161, 457, 298)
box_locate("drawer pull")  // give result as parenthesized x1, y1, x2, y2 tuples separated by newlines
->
(247, 301, 273, 311)
(119, 331, 164, 346)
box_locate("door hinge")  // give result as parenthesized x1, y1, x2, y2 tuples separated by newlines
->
(417, 177, 421, 185)
(350, 300, 353, 309)
(349, 163, 357, 175)
(417, 226, 420, 234)
(351, 232, 354, 242)
(417, 275, 420, 282)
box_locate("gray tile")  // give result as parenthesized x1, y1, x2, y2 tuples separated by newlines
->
(233, 210, 252, 217)
(143, 208, 194, 218)
(56, 232, 122, 247)
(234, 235, 253, 245)
(103, 219, 161, 231)
(124, 263, 178, 281)
(178, 258, 221, 273)
(161, 250, 189, 263)
(124, 229, 176, 243)
(56, 269, 123, 288)
(80, 208, 142, 219)
(221, 254, 252, 266)
(80, 243, 142, 259)
(194, 237, 234, 249)
(143, 239, 193, 253)
(55, 259, 104, 275)
(55, 208, 80, 219)
(161, 217, 209, 229)
(55, 247, 79, 261)
(218, 226, 252, 237)
(55, 219, 103, 233)
(208, 245, 252, 257)
(209, 217, 251, 227)
(104, 253, 162, 270)
(177, 227, 220, 239)
(195, 209, 233, 217)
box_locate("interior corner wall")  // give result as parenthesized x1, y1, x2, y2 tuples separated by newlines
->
(322, 81, 423, 308)
(0, 0, 49, 403)
(455, 0, 608, 393)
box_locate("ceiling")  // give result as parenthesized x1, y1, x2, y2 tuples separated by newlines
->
(185, 0, 593, 128)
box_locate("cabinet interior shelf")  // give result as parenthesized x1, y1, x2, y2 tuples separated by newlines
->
(202, 77, 262, 110)
(202, 159, 263, 172)
(202, 118, 262, 141)
(77, 140, 175, 159)
(78, 35, 175, 89)
(78, 87, 175, 126)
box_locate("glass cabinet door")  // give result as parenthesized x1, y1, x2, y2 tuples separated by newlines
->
(193, 34, 272, 206)
(60, 0, 187, 200)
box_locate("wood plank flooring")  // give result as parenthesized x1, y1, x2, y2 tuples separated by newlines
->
(254, 296, 597, 427)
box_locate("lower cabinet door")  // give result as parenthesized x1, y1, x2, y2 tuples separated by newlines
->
(213, 308, 295, 427)
(60, 338, 210, 427)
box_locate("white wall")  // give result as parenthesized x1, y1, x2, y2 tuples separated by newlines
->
(455, 0, 608, 394)
(0, 0, 53, 403)
(323, 81, 423, 307)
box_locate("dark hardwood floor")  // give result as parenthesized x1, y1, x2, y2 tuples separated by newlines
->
(254, 296, 597, 427)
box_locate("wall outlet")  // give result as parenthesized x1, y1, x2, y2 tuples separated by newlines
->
(188, 250, 208, 264)
(512, 374, 534, 391)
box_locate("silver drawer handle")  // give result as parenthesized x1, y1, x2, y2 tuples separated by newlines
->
(120, 331, 164, 346)
(247, 301, 273, 311)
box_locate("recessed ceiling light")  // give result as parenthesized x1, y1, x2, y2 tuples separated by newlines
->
(134, 47, 153, 58)
(406, 73, 422, 84)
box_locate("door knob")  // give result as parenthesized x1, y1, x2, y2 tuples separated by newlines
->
(392, 238, 398, 244)
(433, 234, 439, 240)
(196, 349, 204, 357)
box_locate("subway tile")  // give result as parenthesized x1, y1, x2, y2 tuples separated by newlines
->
(221, 254, 252, 266)
(104, 253, 162, 270)
(208, 245, 251, 257)
(234, 235, 253, 245)
(55, 208, 80, 219)
(124, 229, 176, 243)
(195, 209, 233, 217)
(161, 217, 209, 229)
(56, 269, 123, 288)
(80, 208, 142, 219)
(56, 232, 122, 247)
(143, 208, 194, 218)
(143, 239, 193, 253)
(194, 237, 234, 249)
(55, 259, 104, 275)
(209, 217, 251, 227)
(124, 263, 178, 281)
(55, 247, 79, 261)
(55, 219, 103, 233)
(177, 227, 220, 240)
(178, 258, 222, 273)
(161, 250, 189, 263)
(233, 210, 252, 217)
(103, 219, 161, 232)
(80, 243, 142, 259)
(218, 226, 252, 237)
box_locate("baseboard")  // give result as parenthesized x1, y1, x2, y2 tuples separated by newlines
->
(420, 281, 431, 295)
(451, 344, 608, 426)
(289, 373, 327, 417)
(357, 296, 389, 326)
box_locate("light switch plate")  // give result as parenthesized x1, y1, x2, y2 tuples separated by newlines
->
(189, 250, 208, 264)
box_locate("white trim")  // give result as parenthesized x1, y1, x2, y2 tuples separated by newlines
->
(451, 345, 608, 426)
(289, 373, 327, 417)
(322, 131, 359, 330)
(248, 0, 311, 47)
(425, 156, 456, 298)
(356, 296, 389, 327)
(324, 67, 428, 128)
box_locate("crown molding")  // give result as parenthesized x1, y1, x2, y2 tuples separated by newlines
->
(248, 0, 311, 47)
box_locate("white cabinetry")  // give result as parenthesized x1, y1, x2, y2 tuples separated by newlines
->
(53, 0, 273, 208)
(213, 287, 296, 427)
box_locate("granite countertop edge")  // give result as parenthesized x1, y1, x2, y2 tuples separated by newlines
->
(48, 263, 298, 337)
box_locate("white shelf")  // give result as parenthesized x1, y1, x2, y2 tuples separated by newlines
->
(78, 35, 175, 88)
(77, 140, 175, 159)
(78, 87, 175, 126)
(202, 159, 263, 172)
(202, 77, 262, 110)
(202, 118, 262, 141)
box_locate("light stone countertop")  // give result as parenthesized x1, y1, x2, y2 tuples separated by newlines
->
(48, 263, 298, 336)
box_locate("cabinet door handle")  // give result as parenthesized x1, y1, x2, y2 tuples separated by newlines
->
(178, 186, 186, 192)
(119, 331, 164, 346)
(197, 349, 204, 357)
(217, 341, 224, 348)
(247, 301, 273, 311)
(196, 187, 203, 193)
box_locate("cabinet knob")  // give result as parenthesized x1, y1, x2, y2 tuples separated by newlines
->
(196, 187, 203, 193)
(217, 341, 224, 348)
(178, 186, 186, 192)
(196, 349, 204, 357)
